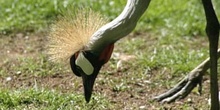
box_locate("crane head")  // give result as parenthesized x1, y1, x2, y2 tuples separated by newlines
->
(69, 44, 114, 103)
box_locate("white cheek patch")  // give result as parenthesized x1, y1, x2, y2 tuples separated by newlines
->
(75, 52, 94, 75)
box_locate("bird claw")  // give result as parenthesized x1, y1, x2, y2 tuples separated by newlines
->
(153, 68, 204, 103)
(154, 49, 220, 104)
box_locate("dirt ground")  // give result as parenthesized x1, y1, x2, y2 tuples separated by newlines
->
(0, 32, 213, 109)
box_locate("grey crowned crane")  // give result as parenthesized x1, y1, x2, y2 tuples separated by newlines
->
(48, 0, 219, 109)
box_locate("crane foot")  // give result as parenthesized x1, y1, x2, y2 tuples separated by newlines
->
(153, 70, 203, 103)
(153, 49, 220, 103)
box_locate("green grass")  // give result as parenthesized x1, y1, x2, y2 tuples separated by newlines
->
(0, 0, 125, 34)
(0, 89, 112, 110)
(0, 0, 220, 109)
(1, 0, 219, 35)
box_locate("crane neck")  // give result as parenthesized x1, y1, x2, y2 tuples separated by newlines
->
(88, 0, 151, 56)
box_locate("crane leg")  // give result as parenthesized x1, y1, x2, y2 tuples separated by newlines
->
(154, 0, 220, 108)
(202, 0, 220, 109)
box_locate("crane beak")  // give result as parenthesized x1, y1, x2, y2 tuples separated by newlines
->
(81, 64, 101, 102)
(69, 44, 114, 103)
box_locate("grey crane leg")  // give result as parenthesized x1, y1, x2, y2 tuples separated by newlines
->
(154, 49, 220, 103)
(154, 0, 219, 108)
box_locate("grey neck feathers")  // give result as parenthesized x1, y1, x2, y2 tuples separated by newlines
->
(88, 0, 151, 56)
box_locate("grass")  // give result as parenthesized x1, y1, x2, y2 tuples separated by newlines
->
(0, 0, 220, 109)
(0, 89, 112, 110)
(1, 0, 219, 35)
(0, 0, 125, 34)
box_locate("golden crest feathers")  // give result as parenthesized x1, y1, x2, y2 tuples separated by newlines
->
(47, 9, 108, 63)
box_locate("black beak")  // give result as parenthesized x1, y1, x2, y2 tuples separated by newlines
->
(70, 51, 103, 103)
(81, 69, 99, 102)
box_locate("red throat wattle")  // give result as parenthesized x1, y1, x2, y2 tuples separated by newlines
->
(99, 44, 114, 63)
